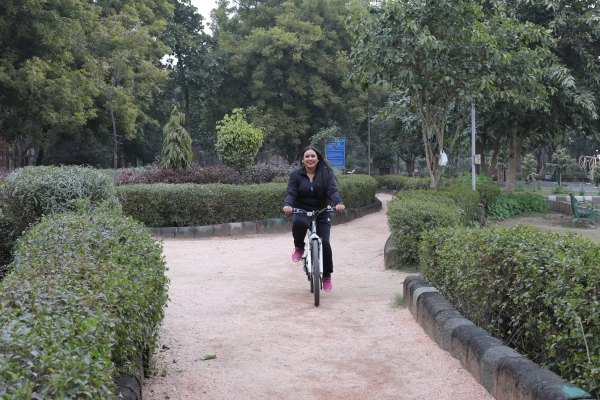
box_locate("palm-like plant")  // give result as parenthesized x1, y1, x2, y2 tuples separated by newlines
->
(161, 106, 194, 169)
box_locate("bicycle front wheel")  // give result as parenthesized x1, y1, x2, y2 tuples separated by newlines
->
(312, 240, 320, 307)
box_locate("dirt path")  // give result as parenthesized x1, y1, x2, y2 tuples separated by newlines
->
(145, 194, 493, 400)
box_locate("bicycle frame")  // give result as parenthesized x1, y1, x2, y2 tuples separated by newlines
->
(304, 214, 323, 276)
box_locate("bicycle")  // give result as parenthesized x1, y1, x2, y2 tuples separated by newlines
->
(291, 206, 336, 307)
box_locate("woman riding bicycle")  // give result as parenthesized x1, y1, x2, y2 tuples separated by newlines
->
(283, 146, 345, 291)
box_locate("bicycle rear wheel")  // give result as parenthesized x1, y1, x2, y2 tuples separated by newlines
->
(311, 240, 320, 307)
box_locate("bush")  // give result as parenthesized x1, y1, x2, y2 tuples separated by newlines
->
(420, 225, 600, 396)
(375, 174, 431, 191)
(0, 205, 168, 398)
(439, 184, 480, 224)
(337, 175, 377, 211)
(387, 190, 461, 268)
(476, 181, 502, 210)
(0, 168, 9, 181)
(117, 174, 377, 227)
(487, 192, 547, 221)
(113, 163, 295, 186)
(0, 166, 117, 272)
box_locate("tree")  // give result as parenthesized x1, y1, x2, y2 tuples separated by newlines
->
(208, 0, 357, 162)
(162, 0, 221, 136)
(215, 108, 263, 173)
(161, 106, 194, 168)
(547, 147, 576, 185)
(521, 153, 538, 179)
(348, 0, 553, 188)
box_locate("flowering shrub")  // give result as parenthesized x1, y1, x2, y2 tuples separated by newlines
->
(113, 163, 295, 186)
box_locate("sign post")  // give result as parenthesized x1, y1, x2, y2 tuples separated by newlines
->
(325, 138, 346, 170)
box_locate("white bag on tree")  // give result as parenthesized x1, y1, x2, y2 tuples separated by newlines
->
(439, 150, 448, 166)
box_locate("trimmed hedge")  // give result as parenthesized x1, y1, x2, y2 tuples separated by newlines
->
(438, 184, 480, 225)
(387, 190, 462, 268)
(420, 225, 600, 396)
(0, 205, 168, 398)
(117, 174, 377, 227)
(0, 166, 118, 272)
(375, 174, 431, 190)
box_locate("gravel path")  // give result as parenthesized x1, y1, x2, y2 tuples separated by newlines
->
(145, 194, 493, 400)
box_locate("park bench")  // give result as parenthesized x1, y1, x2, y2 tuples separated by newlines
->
(569, 193, 600, 229)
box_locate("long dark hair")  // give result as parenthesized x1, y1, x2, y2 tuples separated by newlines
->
(301, 146, 337, 198)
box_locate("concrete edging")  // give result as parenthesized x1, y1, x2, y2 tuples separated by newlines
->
(403, 276, 593, 400)
(148, 198, 383, 239)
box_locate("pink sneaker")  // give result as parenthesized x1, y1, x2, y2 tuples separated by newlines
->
(323, 276, 332, 291)
(292, 247, 303, 262)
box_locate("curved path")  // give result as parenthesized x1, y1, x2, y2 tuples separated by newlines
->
(145, 194, 493, 399)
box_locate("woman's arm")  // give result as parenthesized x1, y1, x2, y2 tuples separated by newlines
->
(283, 170, 298, 211)
(326, 170, 344, 207)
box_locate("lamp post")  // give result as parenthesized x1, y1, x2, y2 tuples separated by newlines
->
(471, 102, 476, 191)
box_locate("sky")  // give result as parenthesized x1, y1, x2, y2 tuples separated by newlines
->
(190, 0, 219, 28)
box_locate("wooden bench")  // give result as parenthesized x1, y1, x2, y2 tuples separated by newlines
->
(569, 194, 600, 229)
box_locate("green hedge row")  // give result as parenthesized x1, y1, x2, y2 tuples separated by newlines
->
(420, 225, 599, 396)
(0, 166, 117, 270)
(117, 174, 377, 227)
(375, 174, 432, 191)
(0, 205, 168, 398)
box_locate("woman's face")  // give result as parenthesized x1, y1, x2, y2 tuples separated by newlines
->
(303, 149, 319, 170)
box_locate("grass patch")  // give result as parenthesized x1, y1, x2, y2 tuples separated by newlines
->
(391, 293, 405, 308)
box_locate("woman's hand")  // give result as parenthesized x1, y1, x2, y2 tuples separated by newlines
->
(335, 204, 345, 212)
(283, 206, 293, 214)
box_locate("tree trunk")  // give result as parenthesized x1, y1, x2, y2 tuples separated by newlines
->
(185, 87, 191, 135)
(505, 118, 518, 194)
(111, 101, 118, 169)
(488, 134, 502, 178)
(36, 148, 44, 166)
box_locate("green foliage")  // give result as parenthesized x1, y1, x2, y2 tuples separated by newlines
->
(336, 175, 377, 211)
(375, 175, 431, 191)
(419, 225, 600, 395)
(579, 183, 586, 196)
(387, 190, 462, 268)
(117, 175, 376, 227)
(216, 109, 264, 173)
(0, 166, 118, 272)
(161, 106, 194, 169)
(521, 154, 538, 176)
(487, 192, 548, 221)
(476, 181, 502, 210)
(0, 205, 168, 398)
(439, 184, 480, 225)
(551, 184, 572, 194)
(547, 148, 577, 185)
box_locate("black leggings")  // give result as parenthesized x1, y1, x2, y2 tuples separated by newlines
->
(292, 213, 333, 277)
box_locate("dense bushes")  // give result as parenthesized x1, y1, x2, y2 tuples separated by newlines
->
(487, 192, 548, 221)
(420, 225, 600, 396)
(0, 205, 168, 398)
(117, 174, 377, 227)
(438, 184, 480, 224)
(0, 166, 117, 270)
(113, 163, 295, 185)
(387, 190, 462, 267)
(375, 174, 431, 191)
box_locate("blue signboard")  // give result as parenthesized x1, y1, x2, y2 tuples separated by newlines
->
(325, 138, 345, 169)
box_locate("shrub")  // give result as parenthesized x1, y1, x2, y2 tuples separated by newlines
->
(0, 205, 168, 398)
(375, 174, 431, 191)
(0, 166, 117, 272)
(0, 168, 9, 181)
(215, 108, 263, 173)
(116, 174, 377, 227)
(387, 190, 461, 268)
(337, 175, 377, 210)
(487, 192, 547, 221)
(161, 106, 194, 169)
(113, 163, 295, 186)
(439, 183, 480, 224)
(476, 181, 502, 210)
(420, 225, 600, 396)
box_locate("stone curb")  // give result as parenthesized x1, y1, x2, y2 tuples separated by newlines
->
(148, 198, 382, 239)
(384, 235, 397, 269)
(403, 276, 593, 400)
(115, 350, 144, 400)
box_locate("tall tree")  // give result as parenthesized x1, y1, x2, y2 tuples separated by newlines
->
(209, 0, 357, 162)
(163, 0, 221, 136)
(348, 0, 553, 188)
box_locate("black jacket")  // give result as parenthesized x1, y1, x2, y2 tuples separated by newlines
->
(283, 165, 343, 211)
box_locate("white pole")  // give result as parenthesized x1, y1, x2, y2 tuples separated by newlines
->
(471, 102, 476, 191)
(368, 107, 371, 176)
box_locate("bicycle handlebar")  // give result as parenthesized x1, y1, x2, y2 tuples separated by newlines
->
(290, 206, 338, 217)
